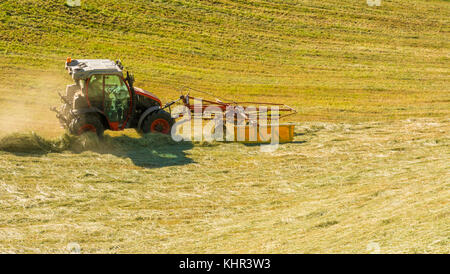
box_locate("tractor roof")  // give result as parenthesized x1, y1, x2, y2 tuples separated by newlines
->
(66, 59, 123, 81)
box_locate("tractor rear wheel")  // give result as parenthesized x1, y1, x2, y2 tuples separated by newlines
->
(142, 110, 174, 134)
(72, 114, 105, 138)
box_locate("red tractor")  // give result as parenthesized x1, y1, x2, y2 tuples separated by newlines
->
(53, 58, 175, 137)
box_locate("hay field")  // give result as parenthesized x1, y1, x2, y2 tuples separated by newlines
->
(0, 0, 448, 253)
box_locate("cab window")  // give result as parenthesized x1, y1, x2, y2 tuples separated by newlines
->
(87, 75, 104, 108)
(104, 75, 130, 122)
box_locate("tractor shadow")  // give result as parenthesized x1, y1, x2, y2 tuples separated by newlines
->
(241, 140, 306, 148)
(103, 135, 194, 169)
(0, 132, 195, 169)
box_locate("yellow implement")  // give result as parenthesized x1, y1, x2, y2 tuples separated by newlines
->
(233, 123, 295, 143)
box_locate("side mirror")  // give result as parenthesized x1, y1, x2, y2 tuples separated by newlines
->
(115, 60, 124, 70)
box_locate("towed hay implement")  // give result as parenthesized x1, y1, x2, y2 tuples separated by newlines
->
(172, 87, 297, 143)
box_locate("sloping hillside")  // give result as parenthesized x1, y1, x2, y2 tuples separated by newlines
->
(0, 0, 448, 253)
(0, 0, 449, 129)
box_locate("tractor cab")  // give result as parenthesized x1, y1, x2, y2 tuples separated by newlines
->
(54, 58, 173, 137)
(66, 59, 132, 130)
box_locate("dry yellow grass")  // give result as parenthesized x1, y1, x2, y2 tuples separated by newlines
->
(0, 118, 448, 253)
(0, 0, 449, 253)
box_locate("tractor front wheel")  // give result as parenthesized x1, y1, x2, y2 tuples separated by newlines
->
(142, 110, 174, 134)
(72, 114, 105, 138)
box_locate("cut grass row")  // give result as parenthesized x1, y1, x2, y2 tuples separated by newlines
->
(0, 118, 448, 253)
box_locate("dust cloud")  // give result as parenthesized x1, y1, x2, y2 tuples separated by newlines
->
(0, 71, 69, 138)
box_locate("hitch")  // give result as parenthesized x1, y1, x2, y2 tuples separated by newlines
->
(161, 96, 183, 114)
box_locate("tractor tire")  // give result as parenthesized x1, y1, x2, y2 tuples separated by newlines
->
(72, 114, 105, 138)
(142, 110, 174, 134)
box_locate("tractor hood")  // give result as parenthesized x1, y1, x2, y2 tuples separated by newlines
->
(134, 87, 162, 106)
